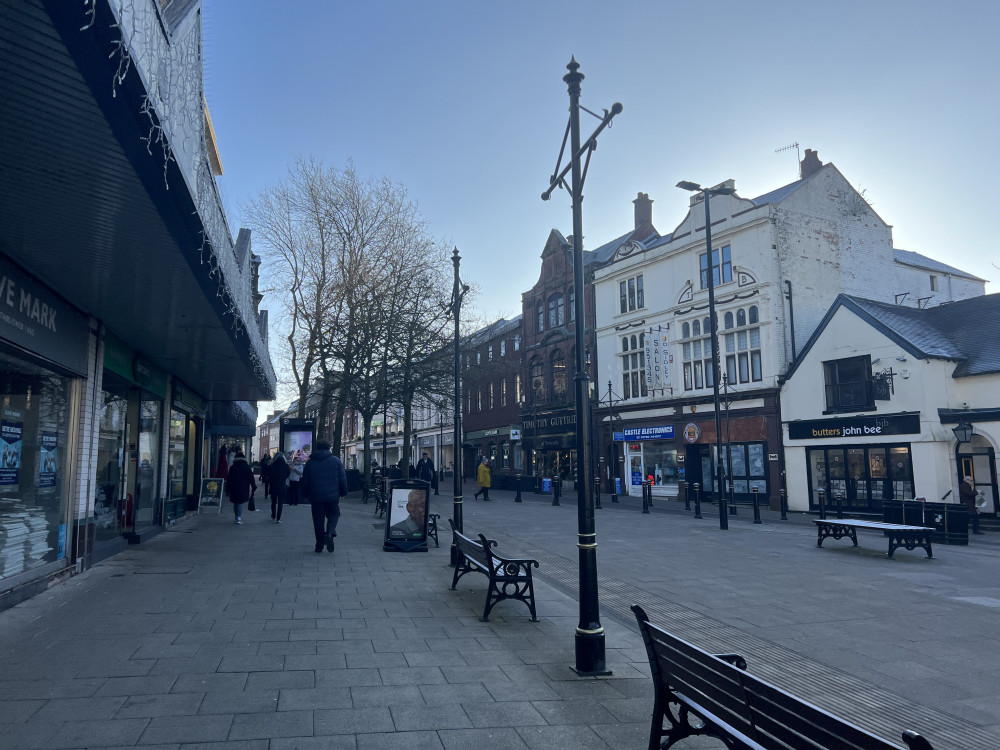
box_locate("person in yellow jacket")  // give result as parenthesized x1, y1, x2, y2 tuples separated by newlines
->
(474, 457, 492, 501)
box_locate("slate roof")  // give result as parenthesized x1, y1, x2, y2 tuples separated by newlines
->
(751, 178, 806, 206)
(789, 293, 1000, 379)
(893, 249, 986, 281)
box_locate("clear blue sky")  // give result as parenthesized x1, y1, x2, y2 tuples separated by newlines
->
(203, 0, 997, 398)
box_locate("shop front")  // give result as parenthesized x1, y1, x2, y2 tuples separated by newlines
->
(0, 260, 89, 588)
(418, 432, 454, 479)
(465, 426, 519, 476)
(787, 413, 922, 515)
(522, 409, 577, 481)
(619, 426, 679, 497)
(167, 383, 205, 520)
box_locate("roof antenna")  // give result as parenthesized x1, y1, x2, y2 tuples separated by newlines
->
(775, 142, 800, 176)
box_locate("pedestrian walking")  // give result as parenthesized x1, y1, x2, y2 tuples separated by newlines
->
(416, 452, 435, 483)
(225, 450, 256, 524)
(267, 451, 290, 523)
(960, 475, 984, 535)
(288, 455, 304, 505)
(259, 453, 272, 498)
(474, 457, 491, 501)
(300, 440, 348, 553)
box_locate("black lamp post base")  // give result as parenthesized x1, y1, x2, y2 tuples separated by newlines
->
(572, 631, 611, 676)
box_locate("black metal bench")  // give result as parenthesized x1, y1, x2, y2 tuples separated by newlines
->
(449, 520, 539, 622)
(814, 519, 934, 558)
(427, 513, 440, 548)
(632, 605, 933, 750)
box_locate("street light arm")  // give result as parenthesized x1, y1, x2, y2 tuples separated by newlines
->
(541, 102, 623, 201)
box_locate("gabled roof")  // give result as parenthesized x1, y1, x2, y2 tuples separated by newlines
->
(893, 249, 986, 282)
(787, 293, 1000, 379)
(750, 178, 807, 206)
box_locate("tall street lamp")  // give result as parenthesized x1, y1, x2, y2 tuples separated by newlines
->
(449, 248, 470, 566)
(676, 180, 736, 531)
(542, 58, 621, 676)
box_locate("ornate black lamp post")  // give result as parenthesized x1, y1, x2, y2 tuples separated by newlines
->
(449, 248, 470, 566)
(676, 180, 735, 531)
(542, 58, 621, 676)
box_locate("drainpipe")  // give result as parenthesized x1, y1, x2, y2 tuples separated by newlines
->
(784, 280, 796, 363)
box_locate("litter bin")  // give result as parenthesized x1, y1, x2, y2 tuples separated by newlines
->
(922, 502, 968, 545)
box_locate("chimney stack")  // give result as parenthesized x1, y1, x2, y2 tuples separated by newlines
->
(799, 149, 823, 179)
(633, 192, 653, 229)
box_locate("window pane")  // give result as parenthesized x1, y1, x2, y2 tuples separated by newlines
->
(705, 359, 715, 387)
(724, 312, 734, 329)
(694, 362, 703, 389)
(751, 351, 762, 381)
(682, 322, 690, 338)
(631, 353, 638, 369)
(737, 331, 747, 350)
(640, 377, 648, 396)
(683, 342, 691, 360)
(628, 278, 636, 310)
(637, 275, 644, 307)
(748, 305, 759, 324)
(620, 281, 627, 313)
(726, 355, 737, 384)
(736, 309, 746, 326)
(683, 363, 692, 390)
(726, 333, 735, 353)
(693, 340, 701, 358)
(693, 320, 701, 336)
(739, 352, 749, 382)
(750, 328, 760, 348)
(623, 374, 631, 399)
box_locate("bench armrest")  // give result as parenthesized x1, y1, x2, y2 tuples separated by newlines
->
(902, 730, 934, 750)
(715, 653, 748, 670)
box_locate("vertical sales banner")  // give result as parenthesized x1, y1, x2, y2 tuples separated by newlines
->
(644, 326, 670, 391)
(40, 432, 58, 488)
(1, 417, 23, 485)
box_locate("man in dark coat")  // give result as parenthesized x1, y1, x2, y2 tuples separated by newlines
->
(416, 452, 435, 483)
(960, 475, 983, 535)
(226, 450, 256, 524)
(259, 453, 272, 498)
(267, 451, 291, 523)
(300, 440, 349, 553)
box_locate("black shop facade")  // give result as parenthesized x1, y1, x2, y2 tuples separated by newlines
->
(522, 408, 578, 482)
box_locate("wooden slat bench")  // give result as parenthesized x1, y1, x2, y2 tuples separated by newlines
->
(449, 520, 539, 622)
(632, 605, 934, 750)
(814, 519, 934, 558)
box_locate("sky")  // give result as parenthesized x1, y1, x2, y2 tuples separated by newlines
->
(200, 1, 999, 413)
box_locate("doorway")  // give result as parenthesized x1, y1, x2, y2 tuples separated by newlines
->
(958, 440, 997, 515)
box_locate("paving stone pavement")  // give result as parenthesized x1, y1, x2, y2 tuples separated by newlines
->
(0, 483, 998, 749)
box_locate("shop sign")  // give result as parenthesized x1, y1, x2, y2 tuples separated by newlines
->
(682, 423, 701, 442)
(769, 453, 779, 461)
(787, 413, 920, 441)
(523, 412, 575, 433)
(132, 354, 168, 399)
(509, 429, 521, 441)
(173, 381, 207, 415)
(103, 331, 167, 397)
(623, 425, 675, 441)
(0, 261, 89, 375)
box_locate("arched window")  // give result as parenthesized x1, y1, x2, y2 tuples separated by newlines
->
(724, 312, 734, 329)
(704, 316, 711, 333)
(548, 293, 565, 327)
(639, 332, 645, 347)
(682, 322, 690, 339)
(630, 334, 638, 350)
(737, 309, 747, 327)
(537, 302, 544, 332)
(692, 320, 701, 336)
(551, 350, 567, 398)
(529, 356, 544, 403)
(748, 305, 759, 324)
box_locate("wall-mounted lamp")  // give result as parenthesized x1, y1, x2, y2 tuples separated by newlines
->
(952, 422, 974, 443)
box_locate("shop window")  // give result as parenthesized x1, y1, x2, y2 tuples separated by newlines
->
(700, 245, 732, 289)
(621, 334, 648, 400)
(823, 355, 873, 412)
(548, 293, 565, 327)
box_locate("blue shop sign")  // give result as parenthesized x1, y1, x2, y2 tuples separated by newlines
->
(622, 426, 675, 441)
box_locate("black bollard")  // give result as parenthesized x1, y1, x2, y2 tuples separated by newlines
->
(594, 476, 602, 510)
(552, 476, 560, 506)
(836, 493, 844, 519)
(693, 482, 703, 519)
(515, 474, 522, 503)
(647, 480, 654, 507)
(752, 486, 762, 524)
(780, 488, 788, 520)
(682, 481, 690, 511)
(817, 489, 827, 520)
(642, 480, 650, 514)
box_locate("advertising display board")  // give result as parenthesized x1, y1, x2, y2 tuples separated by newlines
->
(198, 477, 224, 514)
(383, 479, 430, 552)
(279, 418, 316, 463)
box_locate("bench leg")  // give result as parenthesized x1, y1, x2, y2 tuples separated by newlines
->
(887, 533, 934, 559)
(483, 575, 539, 623)
(817, 524, 858, 548)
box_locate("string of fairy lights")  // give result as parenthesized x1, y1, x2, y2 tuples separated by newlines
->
(79, 0, 273, 391)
